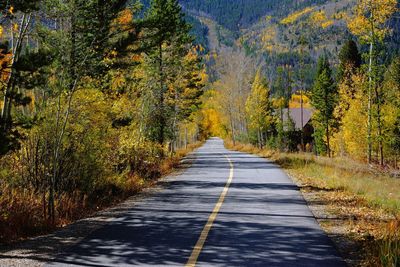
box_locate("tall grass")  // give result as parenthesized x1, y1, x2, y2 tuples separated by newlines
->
(379, 220, 400, 267)
(226, 141, 400, 267)
(0, 142, 202, 244)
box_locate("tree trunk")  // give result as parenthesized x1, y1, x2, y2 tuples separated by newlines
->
(326, 123, 331, 158)
(1, 14, 31, 133)
(375, 87, 384, 165)
(367, 6, 375, 164)
(300, 90, 304, 151)
(367, 40, 373, 164)
(185, 126, 188, 149)
(158, 43, 165, 146)
(230, 117, 236, 146)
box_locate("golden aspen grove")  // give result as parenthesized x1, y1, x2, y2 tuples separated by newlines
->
(1, 0, 400, 266)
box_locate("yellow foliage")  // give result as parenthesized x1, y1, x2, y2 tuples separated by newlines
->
(0, 26, 3, 38)
(199, 89, 229, 138)
(68, 88, 109, 137)
(260, 26, 278, 52)
(117, 9, 133, 31)
(348, 0, 398, 42)
(281, 7, 314, 25)
(245, 69, 273, 131)
(265, 15, 272, 22)
(201, 108, 226, 138)
(332, 73, 369, 159)
(0, 48, 11, 82)
(333, 11, 348, 20)
(310, 10, 334, 29)
(310, 10, 327, 24)
(340, 97, 368, 159)
(321, 20, 334, 29)
(272, 97, 286, 109)
(111, 73, 126, 91)
(288, 92, 311, 109)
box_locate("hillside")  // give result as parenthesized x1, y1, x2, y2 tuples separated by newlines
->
(182, 0, 400, 89)
(180, 0, 332, 32)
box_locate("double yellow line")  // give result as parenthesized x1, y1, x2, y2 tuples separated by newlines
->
(186, 155, 234, 267)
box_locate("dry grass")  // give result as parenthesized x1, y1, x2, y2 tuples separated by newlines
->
(226, 141, 400, 267)
(0, 142, 203, 244)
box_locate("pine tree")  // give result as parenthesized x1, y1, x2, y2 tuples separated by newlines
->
(335, 40, 362, 123)
(144, 0, 192, 146)
(337, 39, 362, 82)
(0, 0, 41, 153)
(383, 57, 400, 166)
(311, 56, 337, 157)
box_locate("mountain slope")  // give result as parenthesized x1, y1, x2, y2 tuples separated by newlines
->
(181, 0, 399, 90)
(180, 0, 332, 32)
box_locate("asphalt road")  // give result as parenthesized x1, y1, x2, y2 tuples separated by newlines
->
(47, 138, 346, 267)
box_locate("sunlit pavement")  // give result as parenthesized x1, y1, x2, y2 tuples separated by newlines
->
(46, 138, 345, 267)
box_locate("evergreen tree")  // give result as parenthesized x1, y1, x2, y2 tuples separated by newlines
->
(0, 0, 41, 154)
(337, 39, 362, 82)
(335, 40, 362, 123)
(144, 0, 192, 146)
(383, 57, 400, 165)
(311, 56, 337, 157)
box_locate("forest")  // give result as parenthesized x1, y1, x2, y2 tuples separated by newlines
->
(0, 0, 206, 241)
(1, 0, 400, 265)
(180, 0, 332, 32)
(203, 0, 400, 166)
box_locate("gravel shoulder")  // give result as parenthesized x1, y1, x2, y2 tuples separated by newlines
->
(286, 171, 392, 267)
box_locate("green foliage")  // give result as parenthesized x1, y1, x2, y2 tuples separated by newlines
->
(185, 15, 209, 53)
(311, 56, 338, 156)
(337, 39, 362, 82)
(142, 0, 195, 145)
(0, 0, 40, 13)
(383, 57, 400, 158)
(0, 0, 205, 239)
(180, 0, 330, 32)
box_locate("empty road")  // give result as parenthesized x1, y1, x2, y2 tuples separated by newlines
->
(47, 138, 345, 267)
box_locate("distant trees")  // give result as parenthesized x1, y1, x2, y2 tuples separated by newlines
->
(245, 69, 273, 148)
(212, 47, 255, 145)
(182, 0, 331, 32)
(188, 0, 400, 170)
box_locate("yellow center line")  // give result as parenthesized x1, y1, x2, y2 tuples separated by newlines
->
(185, 154, 234, 267)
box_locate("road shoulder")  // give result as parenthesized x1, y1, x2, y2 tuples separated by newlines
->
(0, 152, 198, 267)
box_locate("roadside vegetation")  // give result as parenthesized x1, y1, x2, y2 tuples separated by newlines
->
(226, 141, 400, 267)
(200, 1, 400, 265)
(0, 0, 206, 243)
